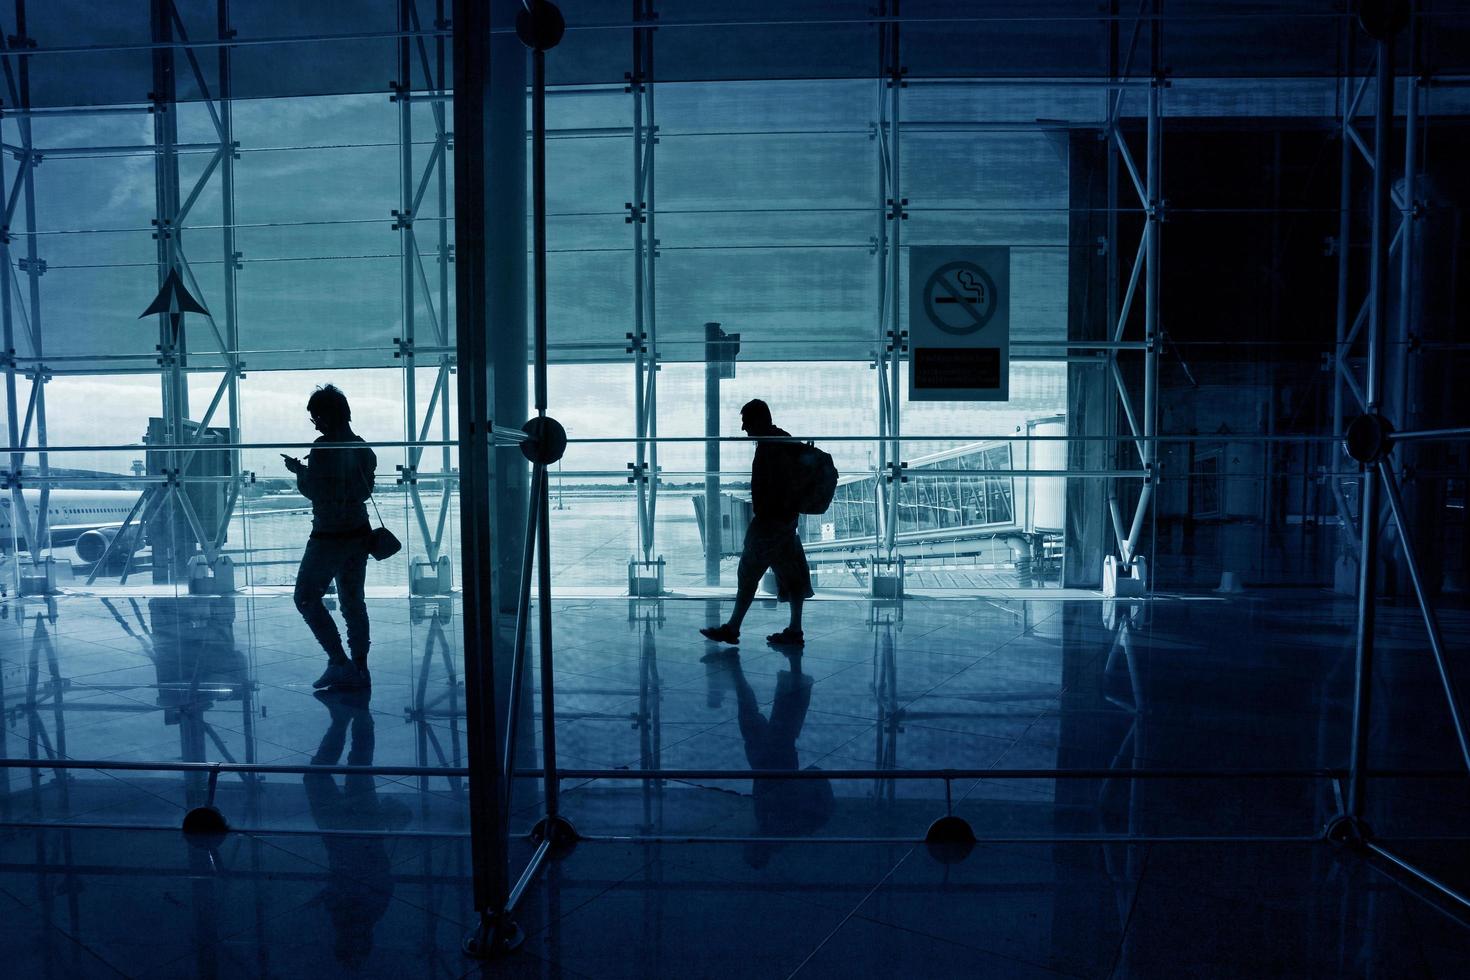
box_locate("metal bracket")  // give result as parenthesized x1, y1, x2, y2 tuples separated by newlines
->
(886, 197, 909, 221)
(391, 209, 413, 230)
(624, 201, 646, 224)
(16, 256, 45, 276)
(884, 461, 908, 485)
(396, 463, 418, 486)
(885, 329, 908, 354)
(625, 331, 647, 354)
(1324, 813, 1374, 850)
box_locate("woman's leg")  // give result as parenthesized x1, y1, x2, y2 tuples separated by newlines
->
(337, 544, 371, 667)
(295, 538, 348, 662)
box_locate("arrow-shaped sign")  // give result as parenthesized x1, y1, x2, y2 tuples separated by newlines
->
(140, 268, 210, 320)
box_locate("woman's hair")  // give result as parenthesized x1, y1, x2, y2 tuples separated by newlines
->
(307, 384, 351, 429)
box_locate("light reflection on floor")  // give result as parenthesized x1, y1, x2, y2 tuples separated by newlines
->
(2, 589, 1468, 976)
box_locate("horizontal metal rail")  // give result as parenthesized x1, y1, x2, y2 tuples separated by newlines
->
(0, 432, 1356, 455)
(0, 818, 1331, 847)
(577, 833, 1324, 845)
(8, 758, 1462, 781)
(1389, 426, 1470, 443)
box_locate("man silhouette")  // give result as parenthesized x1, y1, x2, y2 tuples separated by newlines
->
(283, 384, 377, 690)
(701, 399, 813, 648)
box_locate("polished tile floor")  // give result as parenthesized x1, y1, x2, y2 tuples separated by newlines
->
(2, 588, 1468, 976)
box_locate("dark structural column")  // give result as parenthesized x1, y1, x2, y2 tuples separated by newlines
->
(452, 0, 518, 956)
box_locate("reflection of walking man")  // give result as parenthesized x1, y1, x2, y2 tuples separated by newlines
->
(701, 399, 813, 648)
(704, 651, 834, 866)
(283, 385, 377, 690)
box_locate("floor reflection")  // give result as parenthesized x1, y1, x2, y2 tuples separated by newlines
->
(2, 591, 1470, 975)
(703, 648, 834, 864)
(304, 688, 404, 969)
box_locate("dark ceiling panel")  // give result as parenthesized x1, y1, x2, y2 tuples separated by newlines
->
(3, 1, 1468, 107)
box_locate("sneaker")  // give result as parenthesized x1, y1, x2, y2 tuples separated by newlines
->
(766, 628, 804, 648)
(700, 624, 740, 644)
(312, 661, 361, 690)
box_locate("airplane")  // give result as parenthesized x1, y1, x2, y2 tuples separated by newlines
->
(0, 488, 145, 564)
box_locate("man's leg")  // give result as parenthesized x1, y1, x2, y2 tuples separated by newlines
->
(787, 594, 804, 632)
(295, 539, 348, 663)
(769, 526, 810, 641)
(703, 525, 766, 642)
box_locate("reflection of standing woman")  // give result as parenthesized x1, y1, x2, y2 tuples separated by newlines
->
(283, 384, 377, 690)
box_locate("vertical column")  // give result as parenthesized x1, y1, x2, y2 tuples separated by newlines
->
(1347, 35, 1395, 820)
(0, 18, 40, 566)
(490, 25, 530, 618)
(704, 322, 722, 585)
(15, 2, 48, 555)
(882, 1, 903, 557)
(1332, 29, 1357, 549)
(630, 2, 651, 563)
(872, 70, 890, 556)
(152, 0, 189, 583)
(397, 0, 422, 573)
(436, 0, 454, 559)
(643, 29, 660, 559)
(451, 0, 513, 952)
(0, 104, 29, 563)
(218, 0, 242, 541)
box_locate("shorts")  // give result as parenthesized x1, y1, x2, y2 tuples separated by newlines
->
(737, 516, 813, 602)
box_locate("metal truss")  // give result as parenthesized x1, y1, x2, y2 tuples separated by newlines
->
(1329, 30, 1422, 556)
(0, 7, 51, 563)
(394, 0, 457, 583)
(1101, 1, 1162, 573)
(0, 1, 247, 587)
(874, 7, 904, 560)
(1331, 7, 1470, 921)
(628, 0, 660, 573)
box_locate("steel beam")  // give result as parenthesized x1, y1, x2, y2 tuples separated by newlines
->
(631, 2, 658, 565)
(1346, 37, 1395, 820)
(450, 0, 513, 949)
(881, 8, 903, 558)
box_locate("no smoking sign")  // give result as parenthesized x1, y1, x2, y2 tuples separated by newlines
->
(923, 261, 999, 336)
(908, 247, 1010, 401)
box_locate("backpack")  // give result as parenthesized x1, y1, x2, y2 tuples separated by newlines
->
(791, 441, 839, 515)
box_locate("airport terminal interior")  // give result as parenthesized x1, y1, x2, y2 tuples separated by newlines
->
(2, 1, 1470, 977)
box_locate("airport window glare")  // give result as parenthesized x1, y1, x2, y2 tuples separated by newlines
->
(0, 36, 1084, 596)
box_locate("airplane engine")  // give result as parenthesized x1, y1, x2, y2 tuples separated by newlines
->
(75, 526, 138, 564)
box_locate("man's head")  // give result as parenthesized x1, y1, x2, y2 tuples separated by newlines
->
(740, 398, 773, 436)
(307, 384, 351, 434)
